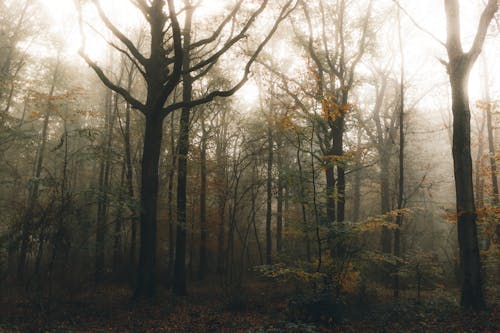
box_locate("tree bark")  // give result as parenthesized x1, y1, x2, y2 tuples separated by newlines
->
(134, 114, 163, 299)
(444, 0, 497, 309)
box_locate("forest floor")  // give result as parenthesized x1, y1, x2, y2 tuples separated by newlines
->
(1, 276, 499, 332)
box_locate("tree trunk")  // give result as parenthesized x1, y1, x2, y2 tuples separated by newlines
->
(123, 70, 138, 272)
(166, 114, 176, 282)
(352, 130, 362, 222)
(173, 5, 193, 295)
(444, 0, 497, 309)
(216, 127, 227, 274)
(199, 115, 208, 280)
(450, 71, 484, 308)
(173, 101, 190, 296)
(394, 7, 405, 298)
(113, 162, 126, 275)
(134, 114, 163, 299)
(265, 123, 273, 265)
(380, 154, 392, 254)
(325, 166, 336, 224)
(334, 92, 348, 225)
(276, 142, 283, 254)
(296, 133, 310, 262)
(95, 88, 114, 283)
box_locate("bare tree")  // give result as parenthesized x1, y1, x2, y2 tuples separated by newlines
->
(443, 0, 498, 309)
(76, 0, 296, 298)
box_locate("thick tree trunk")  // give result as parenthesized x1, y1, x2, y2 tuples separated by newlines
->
(450, 72, 484, 309)
(444, 0, 497, 309)
(334, 94, 347, 224)
(134, 114, 163, 299)
(325, 166, 336, 224)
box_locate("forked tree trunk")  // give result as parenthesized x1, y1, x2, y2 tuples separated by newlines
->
(444, 0, 497, 309)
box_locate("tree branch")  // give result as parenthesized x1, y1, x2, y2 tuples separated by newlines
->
(187, 0, 270, 74)
(392, 0, 446, 48)
(163, 0, 297, 115)
(79, 50, 146, 113)
(466, 0, 498, 65)
(155, 0, 183, 113)
(91, 0, 148, 66)
(189, 0, 244, 49)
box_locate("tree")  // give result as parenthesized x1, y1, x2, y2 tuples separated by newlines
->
(443, 0, 498, 309)
(76, 0, 296, 298)
(299, 0, 373, 234)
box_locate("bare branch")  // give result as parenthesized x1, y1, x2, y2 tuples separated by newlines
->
(91, 0, 148, 66)
(392, 0, 446, 48)
(188, 0, 270, 74)
(79, 50, 146, 113)
(189, 0, 244, 49)
(157, 0, 184, 111)
(467, 0, 498, 65)
(347, 0, 373, 88)
(86, 22, 148, 79)
(164, 0, 297, 115)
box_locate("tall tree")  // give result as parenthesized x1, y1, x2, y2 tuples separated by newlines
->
(299, 0, 372, 236)
(393, 3, 405, 297)
(76, 0, 295, 298)
(443, 0, 498, 309)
